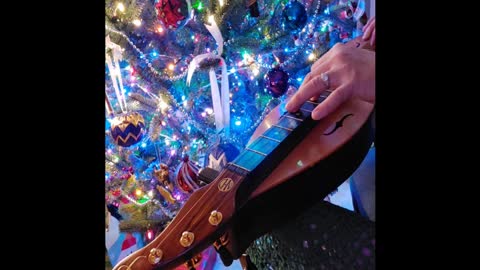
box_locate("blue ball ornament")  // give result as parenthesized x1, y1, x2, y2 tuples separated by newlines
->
(282, 1, 308, 32)
(110, 112, 146, 147)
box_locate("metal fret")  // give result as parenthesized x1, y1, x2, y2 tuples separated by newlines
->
(284, 115, 304, 122)
(260, 135, 282, 143)
(273, 124, 293, 131)
(247, 136, 279, 155)
(229, 162, 251, 173)
(300, 108, 312, 113)
(246, 147, 267, 156)
(306, 100, 320, 105)
(320, 91, 331, 99)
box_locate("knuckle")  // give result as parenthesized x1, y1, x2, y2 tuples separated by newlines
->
(331, 43, 344, 53)
(311, 76, 325, 90)
(304, 73, 312, 81)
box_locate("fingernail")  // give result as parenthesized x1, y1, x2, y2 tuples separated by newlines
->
(285, 102, 292, 111)
(362, 33, 367, 40)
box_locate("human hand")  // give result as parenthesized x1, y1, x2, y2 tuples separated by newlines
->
(362, 16, 375, 47)
(285, 43, 375, 120)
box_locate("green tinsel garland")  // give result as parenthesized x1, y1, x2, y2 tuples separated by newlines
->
(119, 219, 169, 232)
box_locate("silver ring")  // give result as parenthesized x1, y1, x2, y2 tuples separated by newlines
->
(320, 72, 330, 89)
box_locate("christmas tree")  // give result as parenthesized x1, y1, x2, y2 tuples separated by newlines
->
(105, 0, 366, 267)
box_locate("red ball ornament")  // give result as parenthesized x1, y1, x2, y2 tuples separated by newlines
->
(155, 0, 190, 29)
(111, 190, 121, 197)
(175, 155, 201, 194)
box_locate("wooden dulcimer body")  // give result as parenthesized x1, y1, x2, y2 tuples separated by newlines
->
(113, 36, 375, 270)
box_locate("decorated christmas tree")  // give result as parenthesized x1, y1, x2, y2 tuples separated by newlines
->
(105, 0, 366, 267)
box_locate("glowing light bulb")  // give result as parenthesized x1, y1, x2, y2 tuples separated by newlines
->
(132, 19, 141, 26)
(157, 26, 164, 33)
(159, 99, 169, 111)
(117, 3, 125, 12)
(208, 15, 215, 24)
(219, 0, 224, 7)
(168, 63, 175, 71)
(205, 108, 213, 115)
(147, 230, 154, 240)
(308, 53, 316, 61)
(135, 189, 142, 196)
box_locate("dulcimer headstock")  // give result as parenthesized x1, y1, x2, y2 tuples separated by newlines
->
(112, 165, 246, 270)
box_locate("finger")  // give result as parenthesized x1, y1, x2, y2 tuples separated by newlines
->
(311, 86, 349, 120)
(301, 72, 314, 87)
(362, 24, 373, 40)
(362, 19, 375, 40)
(310, 94, 320, 102)
(286, 72, 331, 112)
(362, 19, 371, 32)
(370, 29, 376, 46)
(304, 61, 329, 86)
(362, 17, 374, 31)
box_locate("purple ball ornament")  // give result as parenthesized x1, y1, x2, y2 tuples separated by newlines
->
(265, 67, 290, 98)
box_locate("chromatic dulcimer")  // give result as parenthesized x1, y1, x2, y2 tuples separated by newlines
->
(113, 36, 375, 270)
